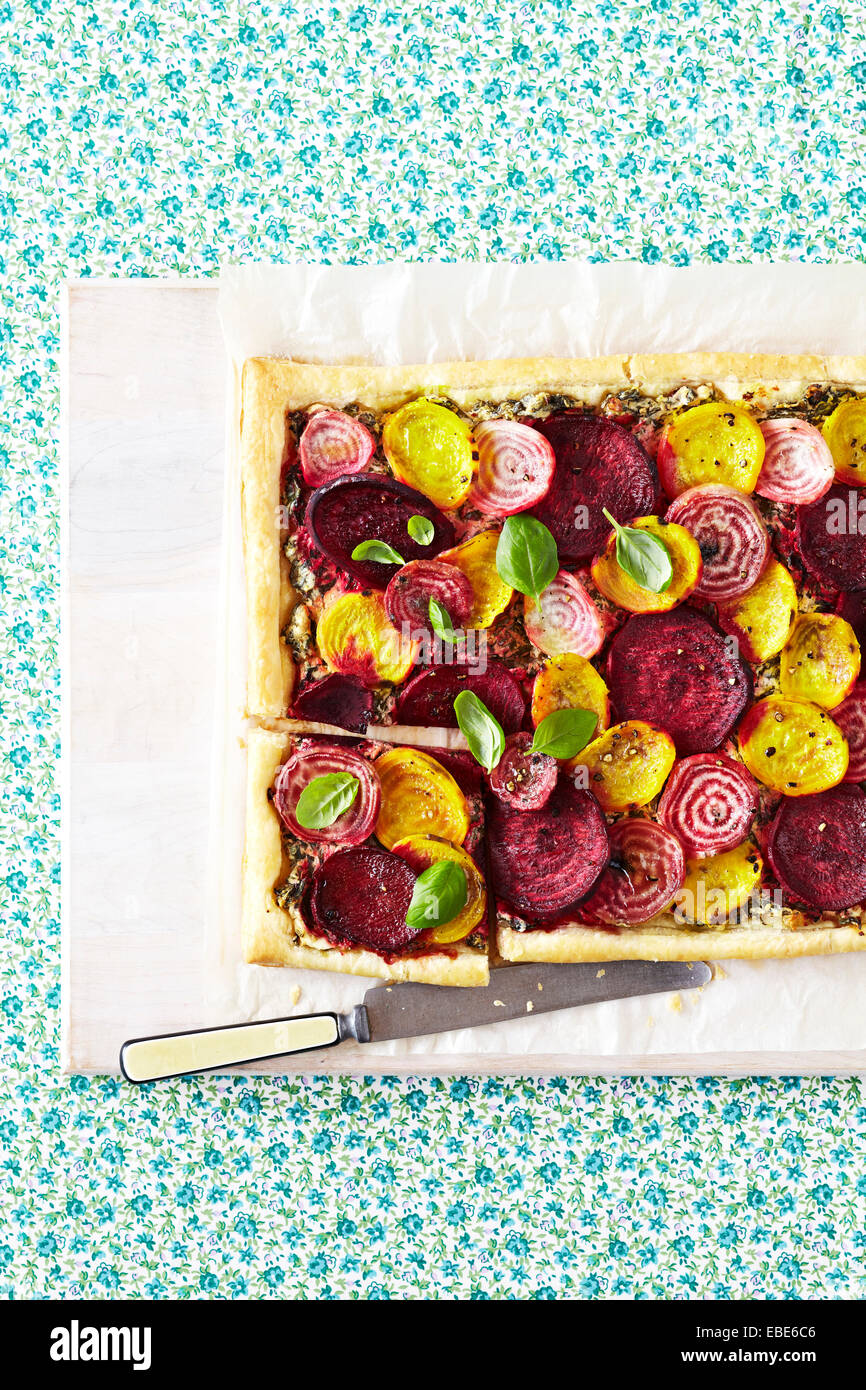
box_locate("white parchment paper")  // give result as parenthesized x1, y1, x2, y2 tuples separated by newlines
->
(210, 261, 866, 1067)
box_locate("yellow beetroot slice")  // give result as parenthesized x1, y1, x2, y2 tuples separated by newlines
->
(581, 818, 685, 925)
(317, 592, 418, 687)
(606, 609, 753, 755)
(308, 846, 420, 952)
(779, 612, 860, 709)
(738, 696, 848, 795)
(591, 516, 701, 613)
(658, 753, 758, 857)
(767, 785, 866, 911)
(657, 402, 764, 498)
(487, 777, 609, 922)
(665, 484, 769, 601)
(529, 414, 658, 563)
(822, 398, 866, 486)
(716, 558, 798, 664)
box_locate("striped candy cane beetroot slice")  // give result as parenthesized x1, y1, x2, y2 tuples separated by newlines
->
(832, 681, 866, 783)
(470, 418, 555, 517)
(524, 569, 607, 658)
(756, 418, 835, 505)
(274, 743, 381, 845)
(665, 484, 770, 602)
(657, 753, 758, 858)
(298, 409, 375, 487)
(486, 732, 558, 812)
(581, 818, 686, 926)
(384, 559, 474, 636)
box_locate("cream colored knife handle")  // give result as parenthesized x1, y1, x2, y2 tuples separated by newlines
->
(120, 1013, 341, 1083)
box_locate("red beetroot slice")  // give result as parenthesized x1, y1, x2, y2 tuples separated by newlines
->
(832, 681, 866, 783)
(290, 673, 375, 733)
(607, 609, 753, 755)
(837, 592, 866, 648)
(384, 559, 473, 637)
(665, 484, 770, 601)
(274, 743, 381, 845)
(582, 818, 686, 925)
(396, 661, 526, 733)
(309, 845, 420, 951)
(305, 475, 455, 589)
(658, 752, 758, 857)
(767, 784, 866, 910)
(298, 409, 375, 488)
(470, 418, 555, 516)
(487, 776, 609, 921)
(756, 418, 835, 505)
(486, 732, 557, 811)
(529, 413, 658, 563)
(797, 485, 866, 593)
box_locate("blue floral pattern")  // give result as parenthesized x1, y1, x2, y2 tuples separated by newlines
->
(2, 0, 865, 1299)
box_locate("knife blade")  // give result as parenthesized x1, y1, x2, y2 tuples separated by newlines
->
(120, 959, 711, 1082)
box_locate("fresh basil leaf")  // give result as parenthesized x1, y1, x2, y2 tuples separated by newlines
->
(350, 539, 405, 565)
(495, 514, 558, 600)
(294, 772, 359, 830)
(428, 597, 456, 643)
(405, 859, 468, 931)
(602, 508, 673, 593)
(529, 708, 598, 760)
(454, 689, 505, 773)
(407, 514, 434, 545)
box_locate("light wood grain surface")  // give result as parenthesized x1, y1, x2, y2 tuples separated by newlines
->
(63, 280, 866, 1076)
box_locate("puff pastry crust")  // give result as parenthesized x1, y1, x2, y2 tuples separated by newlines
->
(241, 726, 488, 985)
(497, 921, 866, 964)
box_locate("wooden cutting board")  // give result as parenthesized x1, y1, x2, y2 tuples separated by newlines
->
(63, 278, 866, 1075)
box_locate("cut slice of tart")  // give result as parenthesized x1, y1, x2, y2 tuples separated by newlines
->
(242, 726, 489, 984)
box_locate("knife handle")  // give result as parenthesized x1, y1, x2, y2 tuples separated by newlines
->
(120, 1013, 341, 1083)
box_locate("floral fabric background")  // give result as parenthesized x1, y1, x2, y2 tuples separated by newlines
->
(2, 0, 865, 1299)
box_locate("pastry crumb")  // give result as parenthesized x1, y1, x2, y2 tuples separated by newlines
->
(712, 963, 728, 981)
(668, 992, 682, 1013)
(290, 985, 302, 1006)
(493, 999, 505, 1008)
(526, 1001, 534, 1013)
(537, 982, 543, 991)
(596, 968, 605, 978)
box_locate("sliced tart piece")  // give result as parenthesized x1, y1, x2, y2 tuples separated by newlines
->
(242, 727, 489, 984)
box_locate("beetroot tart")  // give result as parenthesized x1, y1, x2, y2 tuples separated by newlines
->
(241, 353, 866, 970)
